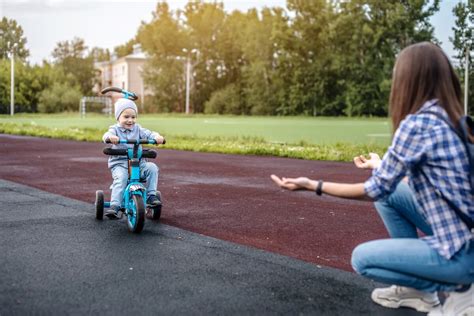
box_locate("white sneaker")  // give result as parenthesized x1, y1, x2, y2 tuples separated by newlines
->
(428, 285, 474, 316)
(371, 285, 440, 312)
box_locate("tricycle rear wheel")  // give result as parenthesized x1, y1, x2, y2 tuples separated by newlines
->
(147, 191, 162, 221)
(95, 190, 104, 220)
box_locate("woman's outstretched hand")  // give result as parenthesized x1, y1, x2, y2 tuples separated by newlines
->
(353, 153, 381, 170)
(271, 174, 315, 191)
(272, 174, 369, 200)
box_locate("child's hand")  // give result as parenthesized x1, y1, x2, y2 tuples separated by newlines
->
(155, 135, 165, 145)
(108, 135, 119, 144)
(353, 153, 381, 170)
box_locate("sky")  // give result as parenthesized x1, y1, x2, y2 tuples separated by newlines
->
(0, 0, 462, 65)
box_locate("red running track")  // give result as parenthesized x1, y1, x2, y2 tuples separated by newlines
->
(0, 134, 388, 271)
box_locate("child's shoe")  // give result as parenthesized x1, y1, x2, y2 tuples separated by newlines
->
(146, 193, 162, 220)
(105, 206, 121, 219)
(428, 284, 474, 316)
(371, 285, 440, 312)
(147, 195, 162, 207)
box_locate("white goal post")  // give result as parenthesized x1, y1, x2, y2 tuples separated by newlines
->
(80, 96, 112, 118)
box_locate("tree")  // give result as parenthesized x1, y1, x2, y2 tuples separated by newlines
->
(138, 2, 188, 112)
(279, 0, 339, 115)
(0, 59, 64, 113)
(277, 0, 439, 117)
(240, 8, 288, 115)
(0, 17, 29, 60)
(51, 37, 96, 95)
(214, 10, 246, 87)
(204, 83, 241, 114)
(183, 1, 227, 113)
(89, 47, 111, 62)
(114, 39, 136, 58)
(134, 0, 440, 116)
(38, 82, 82, 113)
(52, 37, 87, 60)
(451, 0, 474, 114)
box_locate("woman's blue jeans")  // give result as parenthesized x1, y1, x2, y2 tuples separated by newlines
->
(351, 182, 474, 292)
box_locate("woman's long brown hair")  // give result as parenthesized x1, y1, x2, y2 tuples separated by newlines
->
(389, 42, 463, 133)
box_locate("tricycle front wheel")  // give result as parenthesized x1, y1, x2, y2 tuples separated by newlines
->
(127, 194, 145, 233)
(95, 190, 104, 220)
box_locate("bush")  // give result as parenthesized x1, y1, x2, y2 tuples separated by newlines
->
(204, 84, 242, 114)
(38, 82, 82, 113)
(142, 94, 159, 113)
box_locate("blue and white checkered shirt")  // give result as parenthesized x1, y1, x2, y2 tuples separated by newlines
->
(102, 123, 160, 169)
(365, 100, 473, 259)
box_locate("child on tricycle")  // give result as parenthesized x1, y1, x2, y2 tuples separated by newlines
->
(102, 95, 165, 220)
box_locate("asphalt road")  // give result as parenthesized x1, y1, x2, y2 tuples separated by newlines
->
(0, 178, 422, 314)
(0, 134, 388, 271)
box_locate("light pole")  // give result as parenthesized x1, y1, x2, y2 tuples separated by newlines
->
(10, 42, 17, 116)
(138, 66, 145, 111)
(185, 56, 191, 115)
(182, 48, 198, 115)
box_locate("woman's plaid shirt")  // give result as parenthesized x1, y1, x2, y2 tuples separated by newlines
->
(365, 100, 473, 259)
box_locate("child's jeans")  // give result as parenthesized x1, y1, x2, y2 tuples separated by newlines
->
(351, 182, 474, 292)
(110, 161, 159, 208)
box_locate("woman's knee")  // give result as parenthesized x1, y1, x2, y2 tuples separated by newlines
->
(374, 199, 389, 216)
(351, 242, 371, 274)
(351, 239, 393, 275)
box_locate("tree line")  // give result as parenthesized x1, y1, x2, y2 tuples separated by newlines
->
(0, 0, 473, 116)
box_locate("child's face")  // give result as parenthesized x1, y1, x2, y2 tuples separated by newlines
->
(118, 108, 137, 129)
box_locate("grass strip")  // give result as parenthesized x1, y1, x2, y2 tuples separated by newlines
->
(0, 122, 388, 162)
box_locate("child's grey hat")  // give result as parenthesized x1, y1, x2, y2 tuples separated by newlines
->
(114, 98, 138, 120)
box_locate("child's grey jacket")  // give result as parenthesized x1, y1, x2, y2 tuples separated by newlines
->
(102, 123, 161, 169)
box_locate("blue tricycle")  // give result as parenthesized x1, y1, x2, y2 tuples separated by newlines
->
(95, 86, 163, 233)
(95, 138, 164, 233)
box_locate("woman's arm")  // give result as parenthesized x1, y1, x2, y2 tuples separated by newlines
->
(321, 182, 369, 200)
(270, 175, 372, 201)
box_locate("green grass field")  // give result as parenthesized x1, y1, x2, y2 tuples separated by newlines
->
(0, 113, 392, 162)
(0, 113, 392, 145)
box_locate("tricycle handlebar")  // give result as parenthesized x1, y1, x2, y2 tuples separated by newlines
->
(105, 138, 166, 145)
(101, 86, 138, 101)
